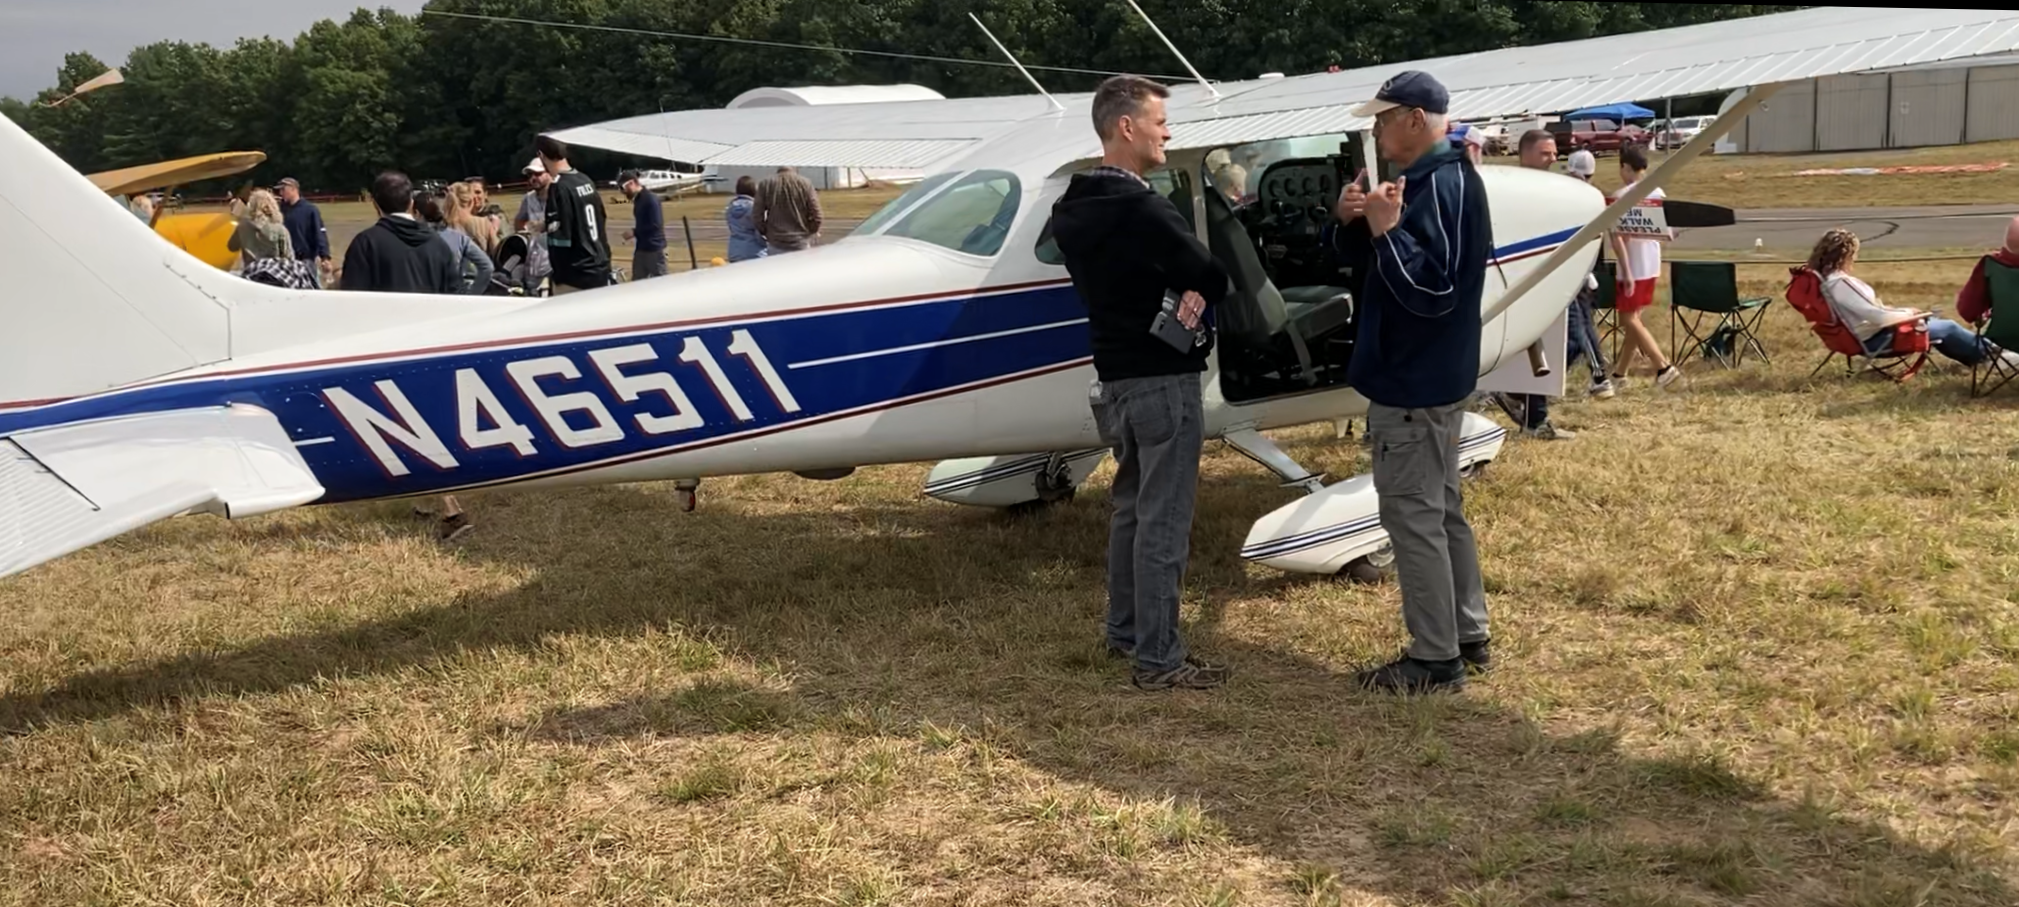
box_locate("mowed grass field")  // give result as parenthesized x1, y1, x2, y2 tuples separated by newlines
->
(3, 253, 2018, 906)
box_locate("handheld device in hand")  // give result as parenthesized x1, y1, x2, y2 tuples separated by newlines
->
(1150, 291, 1205, 353)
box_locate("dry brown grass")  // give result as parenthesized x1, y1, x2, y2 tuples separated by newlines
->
(3, 257, 2018, 904)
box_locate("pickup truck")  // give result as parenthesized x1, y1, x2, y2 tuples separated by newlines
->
(1551, 118, 1650, 154)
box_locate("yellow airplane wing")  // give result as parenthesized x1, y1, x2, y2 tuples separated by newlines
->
(87, 151, 267, 198)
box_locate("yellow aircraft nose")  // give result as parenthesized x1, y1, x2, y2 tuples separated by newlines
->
(152, 212, 241, 270)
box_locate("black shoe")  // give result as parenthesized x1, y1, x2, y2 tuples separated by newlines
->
(1105, 642, 1134, 661)
(1133, 657, 1230, 691)
(1355, 654, 1466, 695)
(1460, 639, 1492, 676)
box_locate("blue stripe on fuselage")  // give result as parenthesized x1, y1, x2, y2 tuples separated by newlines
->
(0, 283, 1093, 503)
(1494, 227, 1579, 259)
(0, 229, 1566, 506)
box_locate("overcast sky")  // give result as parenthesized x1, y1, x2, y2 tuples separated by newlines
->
(0, 0, 428, 99)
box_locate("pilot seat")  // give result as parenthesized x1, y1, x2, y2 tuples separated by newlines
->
(1202, 185, 1354, 388)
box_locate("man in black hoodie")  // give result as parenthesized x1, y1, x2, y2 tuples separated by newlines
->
(339, 171, 462, 295)
(337, 171, 470, 542)
(1051, 75, 1231, 692)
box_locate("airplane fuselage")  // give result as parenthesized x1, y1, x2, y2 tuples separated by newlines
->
(0, 158, 1597, 509)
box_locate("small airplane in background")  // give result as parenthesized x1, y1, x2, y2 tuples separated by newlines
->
(629, 169, 708, 195)
(87, 149, 269, 271)
(3, 5, 2015, 583)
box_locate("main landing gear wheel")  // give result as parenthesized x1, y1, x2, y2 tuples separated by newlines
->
(674, 479, 700, 512)
(1459, 460, 1489, 481)
(1339, 545, 1395, 585)
(1008, 459, 1078, 517)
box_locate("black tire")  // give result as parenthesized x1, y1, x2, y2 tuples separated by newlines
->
(1006, 487, 1075, 518)
(1459, 460, 1489, 481)
(1338, 546, 1395, 585)
(1342, 559, 1385, 584)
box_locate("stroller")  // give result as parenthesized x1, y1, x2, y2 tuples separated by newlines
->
(487, 232, 546, 297)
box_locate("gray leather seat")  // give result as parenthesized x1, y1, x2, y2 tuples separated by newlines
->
(1201, 190, 1354, 381)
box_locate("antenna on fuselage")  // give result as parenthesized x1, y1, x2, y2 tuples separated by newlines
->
(1121, 0, 1220, 100)
(969, 13, 1065, 112)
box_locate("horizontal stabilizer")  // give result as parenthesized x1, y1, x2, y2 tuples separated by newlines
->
(0, 404, 324, 579)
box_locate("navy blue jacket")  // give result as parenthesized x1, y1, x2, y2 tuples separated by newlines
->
(1333, 144, 1492, 409)
(632, 189, 666, 253)
(280, 198, 329, 260)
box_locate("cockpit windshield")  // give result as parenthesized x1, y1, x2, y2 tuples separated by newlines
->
(849, 172, 956, 239)
(846, 169, 1023, 257)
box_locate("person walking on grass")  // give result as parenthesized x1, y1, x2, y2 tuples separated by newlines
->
(619, 170, 669, 280)
(1607, 145, 1683, 391)
(1490, 129, 1617, 441)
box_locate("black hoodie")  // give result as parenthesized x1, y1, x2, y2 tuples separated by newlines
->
(1049, 170, 1230, 381)
(339, 214, 463, 294)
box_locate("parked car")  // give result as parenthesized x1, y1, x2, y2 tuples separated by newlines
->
(1551, 118, 1650, 154)
(1654, 115, 1715, 150)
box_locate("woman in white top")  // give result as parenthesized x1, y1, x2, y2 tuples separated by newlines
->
(1812, 228, 2016, 367)
(1607, 145, 1682, 391)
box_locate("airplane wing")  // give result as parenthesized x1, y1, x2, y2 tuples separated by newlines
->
(87, 151, 268, 198)
(548, 7, 2019, 172)
(0, 404, 323, 579)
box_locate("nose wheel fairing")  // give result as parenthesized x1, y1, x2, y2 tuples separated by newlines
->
(1237, 412, 1506, 579)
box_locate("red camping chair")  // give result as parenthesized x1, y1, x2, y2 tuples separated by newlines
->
(1784, 267, 1930, 383)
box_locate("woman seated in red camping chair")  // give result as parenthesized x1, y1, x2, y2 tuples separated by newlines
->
(1811, 229, 2019, 369)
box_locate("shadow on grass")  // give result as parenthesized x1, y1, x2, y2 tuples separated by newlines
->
(1, 475, 2010, 905)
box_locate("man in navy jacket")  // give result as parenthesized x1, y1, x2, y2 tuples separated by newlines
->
(1332, 70, 1495, 694)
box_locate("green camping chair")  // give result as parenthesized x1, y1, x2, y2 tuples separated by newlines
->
(1589, 259, 1624, 369)
(1669, 260, 1773, 369)
(1971, 257, 2019, 398)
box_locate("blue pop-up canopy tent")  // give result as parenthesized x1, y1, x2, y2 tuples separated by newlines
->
(1566, 102, 1656, 121)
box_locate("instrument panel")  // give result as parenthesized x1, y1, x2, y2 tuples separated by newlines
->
(1258, 161, 1350, 225)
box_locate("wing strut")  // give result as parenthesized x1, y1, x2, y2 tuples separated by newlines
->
(970, 13, 1065, 112)
(1123, 0, 1220, 100)
(1486, 80, 1791, 325)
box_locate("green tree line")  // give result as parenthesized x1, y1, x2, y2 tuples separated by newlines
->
(0, 1, 1797, 193)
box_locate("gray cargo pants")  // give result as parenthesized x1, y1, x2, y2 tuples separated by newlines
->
(1089, 372, 1203, 673)
(1367, 401, 1489, 662)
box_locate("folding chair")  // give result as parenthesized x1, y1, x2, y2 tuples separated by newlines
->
(1670, 261, 1773, 369)
(1783, 267, 1929, 384)
(1588, 260, 1625, 369)
(1970, 257, 2019, 397)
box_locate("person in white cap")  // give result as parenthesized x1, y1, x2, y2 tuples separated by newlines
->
(1566, 148, 1597, 180)
(512, 156, 553, 293)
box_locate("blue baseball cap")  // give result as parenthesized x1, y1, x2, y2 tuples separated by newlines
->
(1351, 70, 1450, 118)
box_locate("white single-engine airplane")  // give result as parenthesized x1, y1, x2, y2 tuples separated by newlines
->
(4, 6, 2016, 582)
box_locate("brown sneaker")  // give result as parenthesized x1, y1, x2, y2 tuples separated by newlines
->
(1132, 658, 1230, 691)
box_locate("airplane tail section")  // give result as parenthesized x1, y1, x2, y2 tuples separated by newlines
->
(0, 113, 233, 409)
(0, 404, 324, 579)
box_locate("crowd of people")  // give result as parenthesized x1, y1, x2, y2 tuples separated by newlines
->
(217, 137, 829, 301)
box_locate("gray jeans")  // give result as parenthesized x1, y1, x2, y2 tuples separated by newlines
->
(632, 248, 668, 280)
(1367, 401, 1489, 662)
(1090, 372, 1204, 673)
